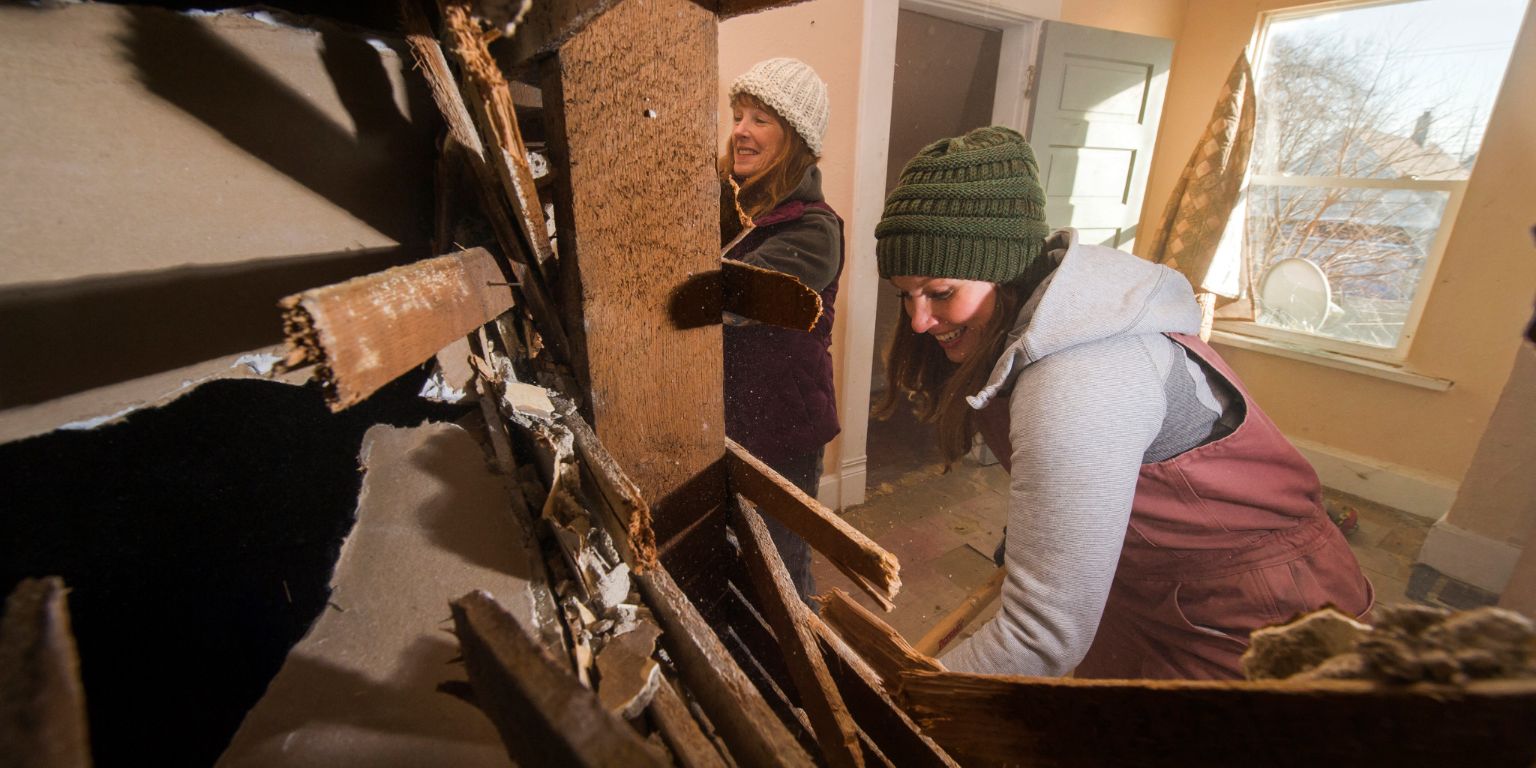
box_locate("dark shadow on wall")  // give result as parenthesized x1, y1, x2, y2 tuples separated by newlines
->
(0, 369, 470, 768)
(121, 6, 438, 247)
(0, 246, 424, 409)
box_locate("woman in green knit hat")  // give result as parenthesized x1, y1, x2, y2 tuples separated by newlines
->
(875, 126, 1371, 680)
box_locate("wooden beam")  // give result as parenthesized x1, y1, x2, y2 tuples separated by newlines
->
(899, 671, 1536, 768)
(279, 247, 513, 411)
(634, 564, 815, 768)
(540, 0, 723, 509)
(726, 439, 901, 608)
(815, 588, 942, 692)
(734, 498, 864, 768)
(0, 577, 90, 768)
(450, 590, 668, 767)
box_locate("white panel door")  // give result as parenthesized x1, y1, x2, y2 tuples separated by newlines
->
(1027, 21, 1172, 251)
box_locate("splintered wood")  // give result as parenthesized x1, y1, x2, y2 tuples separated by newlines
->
(401, 0, 571, 363)
(722, 260, 823, 331)
(815, 588, 1536, 768)
(278, 247, 513, 410)
(726, 440, 900, 609)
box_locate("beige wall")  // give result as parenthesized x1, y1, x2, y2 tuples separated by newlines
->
(1136, 0, 1536, 496)
(1061, 0, 1187, 39)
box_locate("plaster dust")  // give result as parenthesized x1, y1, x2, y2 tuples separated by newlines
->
(216, 422, 545, 768)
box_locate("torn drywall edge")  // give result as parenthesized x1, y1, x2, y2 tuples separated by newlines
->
(0, 345, 308, 445)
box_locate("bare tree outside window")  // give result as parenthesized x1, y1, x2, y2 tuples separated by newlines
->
(1244, 0, 1524, 355)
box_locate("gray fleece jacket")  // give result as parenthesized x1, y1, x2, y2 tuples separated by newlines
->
(939, 228, 1233, 677)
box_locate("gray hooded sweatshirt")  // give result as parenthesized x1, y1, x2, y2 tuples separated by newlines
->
(939, 228, 1238, 677)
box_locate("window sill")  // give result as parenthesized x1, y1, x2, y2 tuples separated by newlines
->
(1208, 329, 1454, 392)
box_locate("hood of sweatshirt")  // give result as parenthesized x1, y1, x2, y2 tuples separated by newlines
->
(967, 228, 1201, 410)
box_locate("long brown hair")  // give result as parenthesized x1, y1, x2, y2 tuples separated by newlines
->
(719, 93, 819, 235)
(874, 279, 1031, 466)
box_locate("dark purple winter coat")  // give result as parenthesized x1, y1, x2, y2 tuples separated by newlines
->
(723, 167, 843, 465)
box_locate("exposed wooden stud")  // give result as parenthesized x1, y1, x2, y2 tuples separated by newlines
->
(726, 440, 900, 608)
(633, 565, 814, 768)
(450, 590, 667, 767)
(0, 577, 91, 768)
(540, 0, 723, 511)
(734, 497, 864, 768)
(913, 565, 1004, 657)
(279, 247, 513, 411)
(647, 675, 731, 768)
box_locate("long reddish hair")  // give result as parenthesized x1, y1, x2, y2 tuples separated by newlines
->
(719, 93, 819, 234)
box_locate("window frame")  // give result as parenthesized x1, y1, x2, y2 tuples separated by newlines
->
(1218, 0, 1484, 365)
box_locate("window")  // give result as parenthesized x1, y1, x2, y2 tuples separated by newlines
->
(1233, 0, 1525, 362)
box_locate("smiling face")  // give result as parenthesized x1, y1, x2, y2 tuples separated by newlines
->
(891, 276, 999, 364)
(730, 99, 787, 178)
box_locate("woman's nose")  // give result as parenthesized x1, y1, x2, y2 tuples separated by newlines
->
(731, 118, 749, 138)
(909, 302, 936, 334)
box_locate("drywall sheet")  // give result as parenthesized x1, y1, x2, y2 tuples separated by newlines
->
(0, 3, 436, 286)
(216, 422, 540, 768)
(0, 4, 439, 407)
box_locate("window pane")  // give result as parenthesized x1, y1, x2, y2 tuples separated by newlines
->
(1245, 0, 1525, 352)
(1248, 183, 1449, 347)
(1253, 0, 1524, 178)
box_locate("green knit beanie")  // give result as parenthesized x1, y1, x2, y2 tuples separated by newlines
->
(875, 126, 1049, 284)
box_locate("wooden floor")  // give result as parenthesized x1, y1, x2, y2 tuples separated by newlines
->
(812, 401, 1435, 652)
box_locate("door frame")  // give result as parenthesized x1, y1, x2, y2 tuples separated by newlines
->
(825, 0, 1059, 509)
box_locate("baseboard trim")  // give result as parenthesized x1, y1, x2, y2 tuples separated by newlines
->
(1288, 437, 1457, 523)
(1418, 521, 1522, 595)
(819, 455, 867, 510)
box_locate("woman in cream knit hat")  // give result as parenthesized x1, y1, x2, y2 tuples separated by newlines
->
(876, 126, 1371, 679)
(720, 57, 840, 601)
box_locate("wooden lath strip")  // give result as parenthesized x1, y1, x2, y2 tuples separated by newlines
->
(557, 397, 659, 572)
(734, 497, 864, 768)
(633, 564, 815, 768)
(279, 247, 513, 411)
(401, 0, 572, 364)
(449, 590, 668, 767)
(725, 439, 900, 607)
(898, 670, 1536, 767)
(647, 675, 730, 768)
(722, 259, 823, 331)
(815, 588, 942, 692)
(438, 0, 556, 272)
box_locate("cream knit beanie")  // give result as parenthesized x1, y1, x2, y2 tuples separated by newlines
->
(729, 58, 829, 156)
